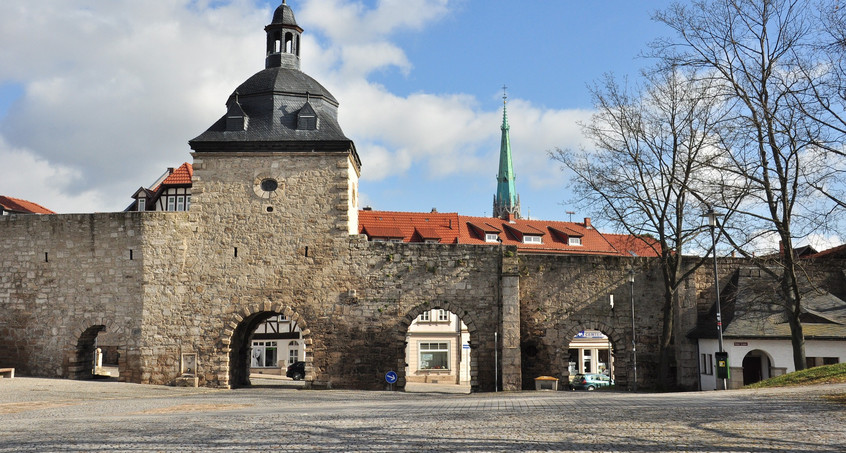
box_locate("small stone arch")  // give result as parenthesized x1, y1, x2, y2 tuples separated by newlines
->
(65, 318, 125, 380)
(557, 318, 628, 388)
(218, 302, 312, 389)
(397, 301, 480, 391)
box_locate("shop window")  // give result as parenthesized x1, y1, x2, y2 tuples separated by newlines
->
(419, 342, 449, 370)
(251, 340, 278, 368)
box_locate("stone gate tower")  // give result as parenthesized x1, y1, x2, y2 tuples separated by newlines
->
(185, 0, 361, 388)
(189, 0, 360, 236)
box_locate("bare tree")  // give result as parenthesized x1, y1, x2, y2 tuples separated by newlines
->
(792, 1, 846, 213)
(552, 66, 724, 388)
(653, 0, 843, 370)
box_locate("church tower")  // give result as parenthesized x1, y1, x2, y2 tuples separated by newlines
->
(492, 88, 521, 220)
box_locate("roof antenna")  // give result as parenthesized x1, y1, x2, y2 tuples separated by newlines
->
(566, 211, 575, 222)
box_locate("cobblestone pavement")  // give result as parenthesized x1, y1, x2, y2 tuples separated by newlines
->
(1, 378, 844, 452)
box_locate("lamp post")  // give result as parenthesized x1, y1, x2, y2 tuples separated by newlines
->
(609, 294, 614, 384)
(703, 205, 727, 390)
(629, 269, 637, 392)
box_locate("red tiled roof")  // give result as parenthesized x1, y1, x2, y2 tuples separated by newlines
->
(161, 162, 193, 185)
(357, 210, 660, 256)
(358, 210, 461, 243)
(0, 196, 55, 214)
(805, 243, 846, 260)
(458, 215, 627, 255)
(361, 224, 404, 239)
(603, 233, 661, 257)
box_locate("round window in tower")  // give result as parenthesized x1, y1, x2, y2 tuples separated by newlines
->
(260, 178, 278, 192)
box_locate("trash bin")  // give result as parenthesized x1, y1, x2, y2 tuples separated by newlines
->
(534, 376, 559, 391)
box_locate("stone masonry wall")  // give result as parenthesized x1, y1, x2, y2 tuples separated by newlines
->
(134, 151, 505, 390)
(517, 254, 667, 391)
(0, 213, 144, 380)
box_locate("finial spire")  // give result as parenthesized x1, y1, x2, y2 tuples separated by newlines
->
(493, 85, 520, 220)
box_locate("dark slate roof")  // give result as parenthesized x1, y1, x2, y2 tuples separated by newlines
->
(272, 2, 298, 27)
(190, 67, 351, 147)
(688, 267, 846, 340)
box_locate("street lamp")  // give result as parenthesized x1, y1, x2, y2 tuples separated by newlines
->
(629, 269, 637, 392)
(703, 205, 727, 390)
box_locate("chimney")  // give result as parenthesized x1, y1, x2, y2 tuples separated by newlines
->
(584, 217, 592, 229)
(779, 241, 784, 255)
(431, 207, 438, 213)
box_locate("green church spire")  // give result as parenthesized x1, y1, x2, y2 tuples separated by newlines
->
(493, 86, 521, 220)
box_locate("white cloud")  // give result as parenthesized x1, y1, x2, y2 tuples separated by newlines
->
(0, 0, 591, 216)
(0, 138, 105, 213)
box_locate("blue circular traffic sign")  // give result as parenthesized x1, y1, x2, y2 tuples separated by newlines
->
(385, 371, 398, 384)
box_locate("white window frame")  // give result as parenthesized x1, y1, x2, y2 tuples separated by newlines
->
(437, 309, 449, 322)
(167, 196, 176, 211)
(419, 342, 450, 370)
(288, 341, 300, 365)
(176, 195, 185, 212)
(569, 237, 582, 246)
(250, 340, 279, 368)
(701, 353, 713, 375)
(137, 199, 146, 212)
(185, 195, 191, 211)
(485, 233, 499, 243)
(419, 310, 430, 322)
(523, 235, 542, 244)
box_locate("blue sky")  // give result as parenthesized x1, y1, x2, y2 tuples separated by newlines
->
(2, 0, 838, 249)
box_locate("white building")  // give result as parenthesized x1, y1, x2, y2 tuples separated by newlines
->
(405, 309, 470, 384)
(249, 314, 304, 375)
(691, 266, 846, 391)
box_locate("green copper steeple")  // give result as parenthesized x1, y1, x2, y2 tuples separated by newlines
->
(493, 86, 521, 219)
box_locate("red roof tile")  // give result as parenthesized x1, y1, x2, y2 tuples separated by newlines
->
(0, 196, 55, 214)
(358, 210, 460, 243)
(161, 163, 193, 185)
(804, 243, 846, 260)
(458, 215, 627, 255)
(357, 210, 660, 256)
(603, 233, 661, 257)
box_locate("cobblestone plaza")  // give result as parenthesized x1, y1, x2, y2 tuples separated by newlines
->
(1, 378, 844, 452)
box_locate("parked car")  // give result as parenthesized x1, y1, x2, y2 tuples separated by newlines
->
(569, 373, 613, 391)
(286, 361, 305, 380)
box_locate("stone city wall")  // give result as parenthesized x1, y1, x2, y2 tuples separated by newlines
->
(516, 254, 667, 390)
(0, 212, 145, 380)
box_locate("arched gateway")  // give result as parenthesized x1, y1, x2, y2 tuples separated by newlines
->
(220, 304, 311, 389)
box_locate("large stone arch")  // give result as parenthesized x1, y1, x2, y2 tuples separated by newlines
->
(396, 301, 481, 391)
(217, 302, 312, 389)
(65, 317, 127, 380)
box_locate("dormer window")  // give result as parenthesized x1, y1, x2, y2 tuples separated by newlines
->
(137, 199, 146, 212)
(485, 233, 499, 243)
(569, 237, 582, 246)
(523, 235, 542, 244)
(297, 100, 318, 130)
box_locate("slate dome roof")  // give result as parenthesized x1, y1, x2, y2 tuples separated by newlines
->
(271, 2, 298, 27)
(235, 66, 337, 105)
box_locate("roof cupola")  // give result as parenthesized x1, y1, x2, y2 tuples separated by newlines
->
(265, 0, 303, 70)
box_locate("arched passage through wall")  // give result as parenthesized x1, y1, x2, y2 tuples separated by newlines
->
(66, 319, 125, 381)
(560, 320, 627, 390)
(221, 304, 311, 389)
(398, 302, 479, 392)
